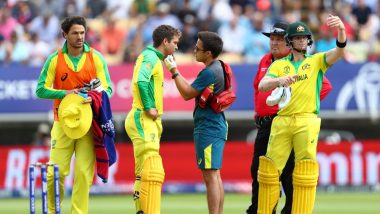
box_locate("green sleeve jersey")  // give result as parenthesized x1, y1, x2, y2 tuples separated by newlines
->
(131, 45, 165, 115)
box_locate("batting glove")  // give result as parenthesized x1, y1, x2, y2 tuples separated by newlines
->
(164, 55, 177, 71)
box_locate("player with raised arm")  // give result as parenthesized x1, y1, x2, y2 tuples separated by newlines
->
(257, 15, 346, 214)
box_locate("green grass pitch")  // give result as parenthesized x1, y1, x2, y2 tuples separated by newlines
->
(1, 192, 380, 213)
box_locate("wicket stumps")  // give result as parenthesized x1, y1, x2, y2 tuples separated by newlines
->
(29, 163, 60, 214)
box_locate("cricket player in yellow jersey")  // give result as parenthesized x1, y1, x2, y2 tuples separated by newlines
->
(257, 15, 346, 214)
(124, 25, 181, 214)
(35, 16, 113, 214)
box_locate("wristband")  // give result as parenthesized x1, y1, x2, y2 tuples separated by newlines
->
(336, 39, 347, 48)
(171, 72, 179, 79)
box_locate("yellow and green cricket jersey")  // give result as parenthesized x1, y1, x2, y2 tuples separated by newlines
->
(131, 45, 165, 115)
(266, 52, 330, 115)
(35, 41, 113, 120)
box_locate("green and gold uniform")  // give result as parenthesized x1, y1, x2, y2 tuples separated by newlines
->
(265, 52, 328, 171)
(258, 52, 329, 214)
(36, 42, 112, 214)
(124, 45, 165, 214)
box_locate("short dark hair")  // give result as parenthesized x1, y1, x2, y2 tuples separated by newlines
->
(61, 16, 87, 34)
(152, 25, 182, 48)
(198, 31, 223, 58)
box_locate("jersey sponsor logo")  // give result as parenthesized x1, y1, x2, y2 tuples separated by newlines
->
(296, 74, 308, 82)
(61, 72, 68, 81)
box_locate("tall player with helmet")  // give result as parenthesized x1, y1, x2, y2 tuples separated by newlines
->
(257, 14, 346, 214)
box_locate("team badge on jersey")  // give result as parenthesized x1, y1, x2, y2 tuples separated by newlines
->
(283, 66, 290, 74)
(302, 63, 310, 70)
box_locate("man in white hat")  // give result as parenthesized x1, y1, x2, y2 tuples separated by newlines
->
(35, 16, 113, 214)
(258, 15, 346, 214)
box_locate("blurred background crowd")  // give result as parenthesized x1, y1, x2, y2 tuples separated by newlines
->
(0, 0, 379, 66)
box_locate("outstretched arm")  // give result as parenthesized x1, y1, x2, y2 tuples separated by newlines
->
(165, 55, 199, 100)
(325, 14, 346, 65)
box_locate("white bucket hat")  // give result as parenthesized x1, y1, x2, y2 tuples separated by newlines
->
(266, 86, 292, 109)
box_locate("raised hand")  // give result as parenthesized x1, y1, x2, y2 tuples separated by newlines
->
(326, 14, 345, 30)
(164, 55, 177, 72)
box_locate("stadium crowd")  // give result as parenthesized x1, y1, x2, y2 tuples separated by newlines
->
(0, 0, 379, 66)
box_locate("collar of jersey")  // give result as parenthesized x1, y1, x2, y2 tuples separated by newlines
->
(61, 41, 91, 53)
(147, 45, 164, 60)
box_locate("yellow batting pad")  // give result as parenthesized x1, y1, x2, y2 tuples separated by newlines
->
(139, 155, 165, 214)
(292, 159, 319, 214)
(257, 156, 281, 214)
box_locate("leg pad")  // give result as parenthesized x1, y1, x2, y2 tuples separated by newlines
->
(292, 159, 319, 214)
(257, 156, 280, 214)
(135, 155, 165, 214)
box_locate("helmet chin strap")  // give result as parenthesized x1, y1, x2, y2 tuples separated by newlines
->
(289, 41, 307, 54)
(293, 47, 307, 54)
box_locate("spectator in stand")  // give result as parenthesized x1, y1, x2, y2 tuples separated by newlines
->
(306, 0, 322, 34)
(105, 0, 133, 19)
(129, 0, 156, 16)
(197, 0, 234, 24)
(4, 30, 30, 64)
(177, 15, 198, 53)
(368, 31, 380, 61)
(0, 6, 21, 40)
(11, 0, 37, 25)
(28, 9, 59, 44)
(84, 0, 107, 18)
(100, 16, 126, 64)
(123, 14, 149, 62)
(40, 0, 65, 19)
(218, 14, 248, 54)
(352, 0, 372, 26)
(0, 34, 5, 63)
(335, 2, 357, 41)
(86, 26, 102, 52)
(28, 32, 51, 67)
(243, 11, 270, 63)
(143, 2, 182, 45)
(352, 0, 374, 41)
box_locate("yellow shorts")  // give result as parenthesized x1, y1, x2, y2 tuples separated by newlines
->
(266, 114, 321, 173)
(125, 109, 163, 175)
